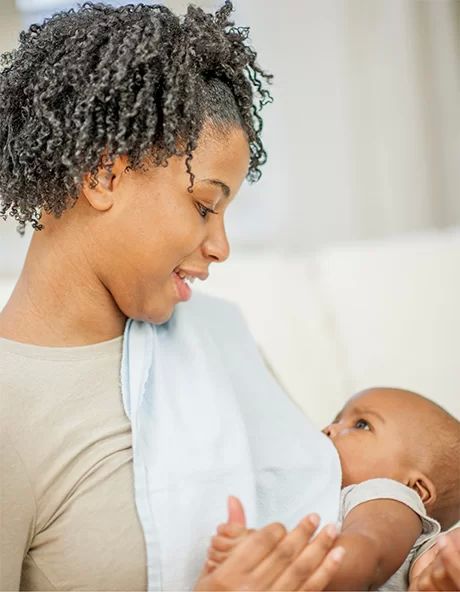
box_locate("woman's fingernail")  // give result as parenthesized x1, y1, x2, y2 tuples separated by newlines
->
(330, 546, 345, 561)
(308, 513, 320, 528)
(326, 524, 337, 538)
(335, 521, 342, 533)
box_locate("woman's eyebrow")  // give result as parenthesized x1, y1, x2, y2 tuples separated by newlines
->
(200, 178, 231, 198)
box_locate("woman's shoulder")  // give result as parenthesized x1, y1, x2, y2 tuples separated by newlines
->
(0, 334, 124, 426)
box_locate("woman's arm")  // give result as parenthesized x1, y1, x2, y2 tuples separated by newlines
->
(1, 430, 36, 591)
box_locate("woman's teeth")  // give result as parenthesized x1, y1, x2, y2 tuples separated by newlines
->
(176, 271, 195, 285)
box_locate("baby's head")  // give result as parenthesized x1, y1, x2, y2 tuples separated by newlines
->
(322, 387, 460, 530)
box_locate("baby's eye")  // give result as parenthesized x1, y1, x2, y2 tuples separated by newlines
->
(355, 419, 371, 431)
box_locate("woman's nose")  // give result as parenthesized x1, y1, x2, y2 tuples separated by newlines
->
(202, 219, 230, 263)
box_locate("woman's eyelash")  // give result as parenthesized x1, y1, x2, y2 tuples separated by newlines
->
(196, 202, 218, 219)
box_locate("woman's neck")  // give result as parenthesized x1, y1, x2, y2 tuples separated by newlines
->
(0, 228, 127, 347)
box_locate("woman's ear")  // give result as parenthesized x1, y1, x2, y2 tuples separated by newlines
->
(81, 154, 128, 212)
(407, 472, 437, 508)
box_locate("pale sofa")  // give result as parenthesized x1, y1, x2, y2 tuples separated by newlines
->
(1, 228, 459, 427)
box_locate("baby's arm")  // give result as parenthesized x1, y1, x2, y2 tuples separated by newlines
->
(207, 499, 422, 590)
(324, 498, 422, 590)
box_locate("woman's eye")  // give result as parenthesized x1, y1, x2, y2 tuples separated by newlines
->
(355, 419, 371, 431)
(195, 202, 217, 219)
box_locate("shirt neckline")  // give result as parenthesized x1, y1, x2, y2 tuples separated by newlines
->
(0, 333, 124, 360)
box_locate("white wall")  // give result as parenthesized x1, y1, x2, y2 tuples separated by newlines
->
(1, 0, 460, 278)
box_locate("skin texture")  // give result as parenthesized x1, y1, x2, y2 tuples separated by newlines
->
(0, 2, 348, 590)
(207, 496, 421, 591)
(196, 498, 344, 591)
(409, 529, 460, 591)
(206, 389, 460, 590)
(323, 388, 460, 529)
(323, 388, 435, 498)
(0, 125, 249, 345)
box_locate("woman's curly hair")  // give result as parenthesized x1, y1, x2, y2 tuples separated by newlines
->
(0, 1, 272, 234)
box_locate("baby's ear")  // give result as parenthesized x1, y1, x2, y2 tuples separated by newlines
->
(407, 472, 437, 508)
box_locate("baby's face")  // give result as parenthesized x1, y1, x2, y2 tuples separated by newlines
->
(322, 388, 414, 487)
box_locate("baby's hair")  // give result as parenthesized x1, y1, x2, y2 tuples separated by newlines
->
(425, 404, 460, 530)
(361, 387, 460, 529)
(0, 1, 273, 234)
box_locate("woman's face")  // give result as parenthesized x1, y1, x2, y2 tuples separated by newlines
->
(84, 124, 250, 324)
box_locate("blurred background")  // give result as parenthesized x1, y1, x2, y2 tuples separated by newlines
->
(1, 0, 459, 271)
(1, 0, 459, 423)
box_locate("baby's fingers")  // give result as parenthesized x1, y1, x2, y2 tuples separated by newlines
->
(217, 522, 252, 538)
(205, 558, 219, 573)
(208, 546, 231, 565)
(211, 529, 253, 552)
(211, 534, 239, 553)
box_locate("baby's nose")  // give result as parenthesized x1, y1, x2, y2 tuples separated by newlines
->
(322, 424, 336, 438)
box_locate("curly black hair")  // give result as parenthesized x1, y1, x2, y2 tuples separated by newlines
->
(0, 1, 272, 234)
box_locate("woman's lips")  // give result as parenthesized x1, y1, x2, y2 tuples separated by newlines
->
(172, 271, 192, 302)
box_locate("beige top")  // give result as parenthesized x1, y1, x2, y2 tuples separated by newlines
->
(0, 335, 147, 591)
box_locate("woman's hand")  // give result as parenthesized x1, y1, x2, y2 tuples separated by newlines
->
(194, 497, 344, 591)
(409, 530, 460, 591)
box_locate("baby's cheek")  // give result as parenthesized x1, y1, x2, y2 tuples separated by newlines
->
(335, 445, 357, 486)
(338, 443, 376, 486)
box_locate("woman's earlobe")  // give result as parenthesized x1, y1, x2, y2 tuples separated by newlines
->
(81, 169, 116, 212)
(81, 155, 128, 212)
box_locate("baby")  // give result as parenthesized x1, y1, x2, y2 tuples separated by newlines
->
(206, 387, 460, 591)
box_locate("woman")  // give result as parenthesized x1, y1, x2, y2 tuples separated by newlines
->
(0, 2, 341, 590)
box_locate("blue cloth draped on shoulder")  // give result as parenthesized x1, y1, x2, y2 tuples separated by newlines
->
(121, 293, 341, 591)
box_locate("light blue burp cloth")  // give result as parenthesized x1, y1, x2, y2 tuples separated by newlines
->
(121, 293, 341, 591)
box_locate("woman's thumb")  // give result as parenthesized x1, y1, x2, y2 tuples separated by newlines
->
(227, 495, 246, 526)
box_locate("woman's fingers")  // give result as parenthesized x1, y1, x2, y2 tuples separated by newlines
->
(438, 536, 460, 590)
(211, 520, 288, 581)
(195, 517, 337, 592)
(267, 522, 338, 590)
(246, 514, 321, 589)
(412, 540, 460, 592)
(300, 546, 345, 591)
(195, 524, 287, 591)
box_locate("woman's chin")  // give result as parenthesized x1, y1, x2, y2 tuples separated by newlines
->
(127, 303, 176, 326)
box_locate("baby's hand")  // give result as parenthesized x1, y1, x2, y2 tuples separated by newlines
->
(205, 522, 254, 573)
(205, 513, 323, 574)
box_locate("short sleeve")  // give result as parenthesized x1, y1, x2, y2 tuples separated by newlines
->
(412, 521, 460, 566)
(0, 429, 36, 591)
(340, 478, 441, 547)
